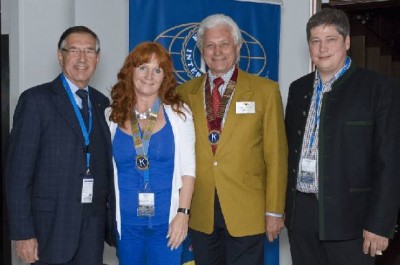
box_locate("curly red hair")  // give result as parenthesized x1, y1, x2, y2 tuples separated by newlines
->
(110, 42, 184, 126)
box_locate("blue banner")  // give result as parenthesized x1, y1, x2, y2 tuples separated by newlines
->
(129, 0, 280, 83)
(129, 1, 281, 264)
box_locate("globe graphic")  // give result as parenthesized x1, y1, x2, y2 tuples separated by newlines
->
(155, 23, 268, 84)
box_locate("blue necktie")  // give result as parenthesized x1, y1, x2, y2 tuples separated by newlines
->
(76, 89, 89, 128)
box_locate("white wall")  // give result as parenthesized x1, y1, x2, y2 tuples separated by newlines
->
(5, 0, 312, 264)
(1, 0, 10, 34)
(8, 0, 128, 125)
(278, 3, 311, 264)
(279, 0, 311, 106)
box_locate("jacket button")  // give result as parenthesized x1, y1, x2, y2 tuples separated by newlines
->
(292, 168, 296, 173)
(302, 111, 307, 116)
(294, 149, 298, 154)
(297, 130, 302, 135)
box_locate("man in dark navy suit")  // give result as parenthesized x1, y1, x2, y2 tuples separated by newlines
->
(5, 26, 115, 265)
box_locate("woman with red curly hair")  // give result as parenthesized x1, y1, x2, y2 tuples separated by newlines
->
(105, 42, 195, 265)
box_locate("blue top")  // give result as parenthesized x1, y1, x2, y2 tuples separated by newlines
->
(113, 110, 175, 226)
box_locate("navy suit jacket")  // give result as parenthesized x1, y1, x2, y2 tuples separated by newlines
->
(5, 75, 115, 263)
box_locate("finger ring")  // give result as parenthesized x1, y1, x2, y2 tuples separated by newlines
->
(376, 250, 383, 255)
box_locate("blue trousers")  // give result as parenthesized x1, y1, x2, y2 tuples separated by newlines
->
(117, 222, 182, 265)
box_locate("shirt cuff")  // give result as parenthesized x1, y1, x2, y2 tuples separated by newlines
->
(265, 212, 284, 218)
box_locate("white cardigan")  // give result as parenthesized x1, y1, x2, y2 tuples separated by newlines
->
(105, 104, 196, 238)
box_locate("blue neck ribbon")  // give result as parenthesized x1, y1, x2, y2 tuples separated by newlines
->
(308, 57, 351, 149)
(61, 74, 93, 171)
(131, 97, 161, 186)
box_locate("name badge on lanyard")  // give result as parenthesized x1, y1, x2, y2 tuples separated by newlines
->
(81, 178, 94, 203)
(130, 98, 160, 217)
(61, 75, 94, 204)
(301, 158, 316, 173)
(299, 158, 316, 184)
(137, 192, 155, 216)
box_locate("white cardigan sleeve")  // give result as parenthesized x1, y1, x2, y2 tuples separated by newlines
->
(164, 104, 196, 223)
(104, 107, 121, 238)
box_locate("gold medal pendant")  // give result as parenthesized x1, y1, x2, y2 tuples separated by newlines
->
(136, 155, 149, 170)
(208, 130, 220, 145)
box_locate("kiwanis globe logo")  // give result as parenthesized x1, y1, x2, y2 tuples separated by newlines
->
(155, 23, 269, 84)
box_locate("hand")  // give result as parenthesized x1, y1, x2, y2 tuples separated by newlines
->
(15, 238, 39, 263)
(167, 213, 189, 250)
(265, 215, 284, 242)
(363, 229, 389, 257)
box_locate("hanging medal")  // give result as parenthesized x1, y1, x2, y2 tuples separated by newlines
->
(204, 68, 238, 152)
(130, 97, 161, 217)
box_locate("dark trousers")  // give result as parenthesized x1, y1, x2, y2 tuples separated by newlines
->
(190, 193, 264, 265)
(34, 215, 105, 265)
(288, 191, 375, 265)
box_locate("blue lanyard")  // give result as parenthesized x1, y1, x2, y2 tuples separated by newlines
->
(131, 98, 161, 185)
(308, 57, 351, 149)
(60, 74, 93, 170)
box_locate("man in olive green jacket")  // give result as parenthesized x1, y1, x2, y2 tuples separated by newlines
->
(177, 14, 287, 265)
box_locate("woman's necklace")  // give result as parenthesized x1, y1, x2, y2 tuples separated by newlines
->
(134, 108, 152, 120)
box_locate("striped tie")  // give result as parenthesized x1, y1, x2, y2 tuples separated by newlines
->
(211, 77, 224, 118)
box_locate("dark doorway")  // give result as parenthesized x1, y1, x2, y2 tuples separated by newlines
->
(325, 0, 400, 79)
(1, 2, 12, 264)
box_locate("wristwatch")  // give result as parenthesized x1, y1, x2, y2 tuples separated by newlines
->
(177, 208, 191, 215)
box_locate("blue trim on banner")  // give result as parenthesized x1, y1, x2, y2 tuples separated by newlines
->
(265, 236, 280, 264)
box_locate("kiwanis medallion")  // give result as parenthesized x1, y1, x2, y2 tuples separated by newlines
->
(208, 130, 220, 145)
(136, 155, 149, 170)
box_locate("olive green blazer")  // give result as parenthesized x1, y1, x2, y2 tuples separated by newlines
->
(177, 70, 288, 236)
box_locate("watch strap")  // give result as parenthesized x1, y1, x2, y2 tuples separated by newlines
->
(177, 207, 190, 215)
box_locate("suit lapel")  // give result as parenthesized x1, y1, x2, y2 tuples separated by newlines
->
(188, 76, 214, 156)
(51, 76, 85, 143)
(218, 71, 253, 151)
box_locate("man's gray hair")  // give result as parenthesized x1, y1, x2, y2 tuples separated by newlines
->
(196, 14, 243, 50)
